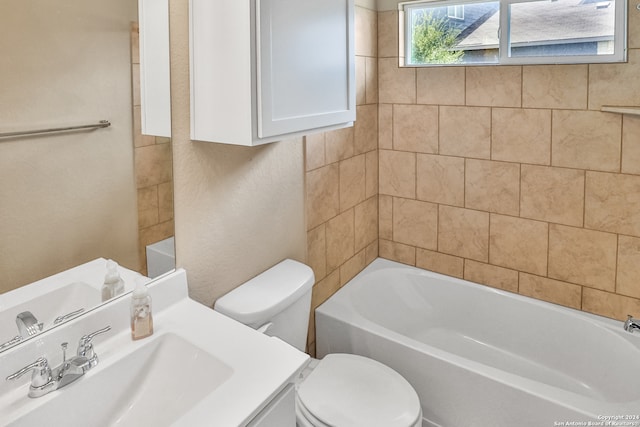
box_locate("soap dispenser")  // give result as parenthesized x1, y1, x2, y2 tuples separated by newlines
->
(101, 259, 125, 302)
(131, 278, 153, 340)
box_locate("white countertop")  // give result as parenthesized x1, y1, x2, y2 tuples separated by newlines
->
(0, 268, 309, 426)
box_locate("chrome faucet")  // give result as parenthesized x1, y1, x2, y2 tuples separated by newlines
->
(1, 309, 87, 351)
(16, 311, 43, 337)
(5, 325, 111, 398)
(624, 315, 640, 333)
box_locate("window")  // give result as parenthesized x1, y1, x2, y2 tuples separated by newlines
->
(447, 5, 465, 19)
(400, 0, 626, 66)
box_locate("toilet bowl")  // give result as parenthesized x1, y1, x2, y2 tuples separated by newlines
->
(294, 355, 422, 427)
(214, 259, 422, 427)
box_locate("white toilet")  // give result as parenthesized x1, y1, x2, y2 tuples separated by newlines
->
(214, 259, 422, 427)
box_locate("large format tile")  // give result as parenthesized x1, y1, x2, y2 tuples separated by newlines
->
(465, 159, 520, 216)
(439, 106, 491, 159)
(417, 67, 465, 105)
(326, 209, 355, 271)
(378, 11, 398, 58)
(552, 110, 621, 172)
(464, 260, 518, 293)
(617, 235, 640, 299)
(492, 108, 551, 165)
(585, 171, 640, 237)
(489, 214, 548, 276)
(522, 64, 588, 110)
(519, 273, 582, 310)
(355, 6, 377, 57)
(417, 154, 465, 206)
(379, 239, 416, 265)
(438, 206, 489, 262)
(589, 50, 640, 110)
(306, 164, 340, 229)
(582, 288, 640, 321)
(379, 58, 415, 104)
(339, 155, 366, 211)
(466, 66, 522, 107)
(548, 224, 617, 291)
(393, 104, 438, 153)
(416, 249, 464, 278)
(520, 165, 584, 227)
(379, 150, 416, 198)
(393, 198, 438, 250)
(622, 115, 640, 175)
(355, 104, 378, 154)
(355, 196, 378, 252)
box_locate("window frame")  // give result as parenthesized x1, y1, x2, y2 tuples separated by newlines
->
(447, 4, 465, 19)
(400, 0, 627, 67)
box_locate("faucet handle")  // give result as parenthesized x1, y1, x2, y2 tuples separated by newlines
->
(76, 326, 111, 368)
(77, 326, 111, 352)
(6, 357, 49, 382)
(53, 308, 85, 325)
(6, 357, 52, 385)
(0, 335, 22, 350)
(6, 357, 57, 398)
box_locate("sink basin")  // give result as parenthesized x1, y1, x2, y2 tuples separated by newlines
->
(0, 282, 100, 345)
(7, 333, 234, 426)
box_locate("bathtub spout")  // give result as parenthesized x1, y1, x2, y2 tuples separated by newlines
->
(624, 315, 640, 333)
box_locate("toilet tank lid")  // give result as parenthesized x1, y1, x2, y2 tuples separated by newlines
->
(214, 259, 315, 327)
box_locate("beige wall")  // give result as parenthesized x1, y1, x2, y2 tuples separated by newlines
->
(0, 0, 139, 292)
(168, 0, 306, 308)
(376, 4, 640, 321)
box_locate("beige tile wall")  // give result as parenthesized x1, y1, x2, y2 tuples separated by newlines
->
(377, 4, 640, 323)
(304, 6, 379, 356)
(131, 24, 175, 275)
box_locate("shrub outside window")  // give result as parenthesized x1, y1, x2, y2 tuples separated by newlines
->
(400, 0, 627, 66)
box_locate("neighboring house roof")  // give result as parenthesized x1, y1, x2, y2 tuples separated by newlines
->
(456, 0, 615, 50)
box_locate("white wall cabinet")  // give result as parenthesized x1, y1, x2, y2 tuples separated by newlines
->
(138, 0, 171, 137)
(189, 0, 355, 146)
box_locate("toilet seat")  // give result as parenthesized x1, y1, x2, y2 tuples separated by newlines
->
(296, 354, 422, 427)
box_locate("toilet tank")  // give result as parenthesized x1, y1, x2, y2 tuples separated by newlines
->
(214, 259, 315, 351)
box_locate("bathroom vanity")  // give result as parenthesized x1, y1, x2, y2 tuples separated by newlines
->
(0, 269, 309, 426)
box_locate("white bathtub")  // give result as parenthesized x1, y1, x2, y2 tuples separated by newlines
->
(315, 258, 640, 427)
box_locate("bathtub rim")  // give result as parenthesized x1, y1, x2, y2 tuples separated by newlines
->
(324, 257, 635, 337)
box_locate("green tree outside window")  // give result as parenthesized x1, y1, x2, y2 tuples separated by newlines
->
(412, 12, 464, 64)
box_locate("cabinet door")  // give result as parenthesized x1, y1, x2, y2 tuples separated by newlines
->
(138, 0, 171, 137)
(256, 0, 355, 139)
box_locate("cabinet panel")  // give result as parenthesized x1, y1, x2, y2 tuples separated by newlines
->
(257, 0, 355, 138)
(190, 0, 254, 144)
(138, 0, 171, 137)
